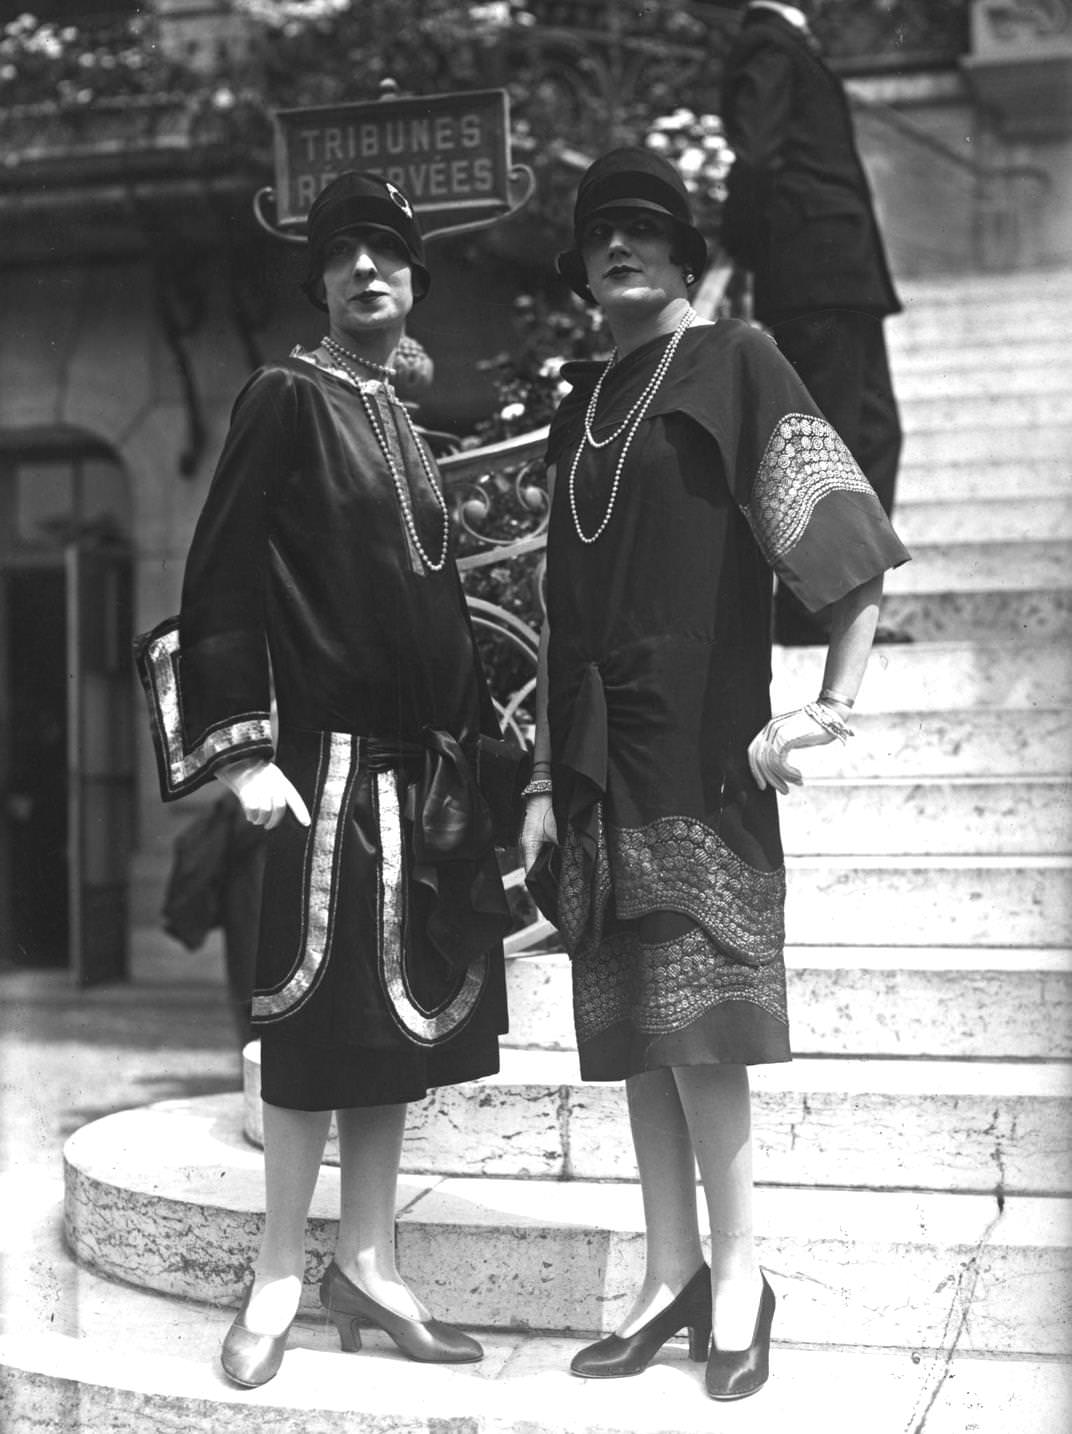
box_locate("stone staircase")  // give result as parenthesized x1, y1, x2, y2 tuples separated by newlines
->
(3, 269, 1071, 1432)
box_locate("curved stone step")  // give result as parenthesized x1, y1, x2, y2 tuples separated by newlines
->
(4, 1177, 1066, 1434)
(61, 1106, 1071, 1355)
(239, 1046, 1072, 1196)
(497, 947, 1072, 1061)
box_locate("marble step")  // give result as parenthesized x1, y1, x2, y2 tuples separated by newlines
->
(885, 539, 1069, 594)
(239, 1047, 1072, 1196)
(802, 707, 1072, 778)
(4, 1176, 1066, 1434)
(771, 640, 1071, 712)
(879, 532, 1072, 638)
(896, 458, 1069, 503)
(783, 854, 1071, 947)
(893, 294, 1072, 347)
(61, 1106, 1071, 1354)
(500, 947, 1072, 1061)
(894, 315, 1072, 354)
(890, 339, 1072, 385)
(894, 302, 1072, 338)
(897, 269, 1072, 308)
(779, 774, 1069, 856)
(880, 588, 1071, 642)
(899, 421, 1072, 467)
(902, 395, 1072, 438)
(892, 496, 1072, 545)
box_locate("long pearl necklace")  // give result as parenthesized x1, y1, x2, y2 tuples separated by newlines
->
(320, 335, 449, 573)
(568, 305, 696, 545)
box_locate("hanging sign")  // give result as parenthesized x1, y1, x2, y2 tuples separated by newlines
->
(271, 89, 514, 234)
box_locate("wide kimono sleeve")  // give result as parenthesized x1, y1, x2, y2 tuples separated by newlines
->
(696, 324, 909, 610)
(136, 366, 296, 801)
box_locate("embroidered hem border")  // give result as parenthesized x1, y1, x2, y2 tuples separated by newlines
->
(559, 809, 785, 967)
(573, 923, 788, 1045)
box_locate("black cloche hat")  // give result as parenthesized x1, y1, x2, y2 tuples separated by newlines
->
(301, 170, 431, 310)
(556, 146, 708, 303)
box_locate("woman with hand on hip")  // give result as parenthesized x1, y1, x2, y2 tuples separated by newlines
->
(521, 147, 908, 1401)
(138, 171, 511, 1388)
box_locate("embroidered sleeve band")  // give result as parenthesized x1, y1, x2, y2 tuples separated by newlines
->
(742, 413, 873, 564)
(135, 616, 274, 802)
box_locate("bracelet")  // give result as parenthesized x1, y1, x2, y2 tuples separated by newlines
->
(521, 778, 553, 800)
(819, 686, 855, 710)
(803, 701, 853, 744)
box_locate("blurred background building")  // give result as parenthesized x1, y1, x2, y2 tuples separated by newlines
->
(0, 0, 1069, 983)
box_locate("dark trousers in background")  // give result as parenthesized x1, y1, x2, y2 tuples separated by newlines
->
(769, 308, 903, 643)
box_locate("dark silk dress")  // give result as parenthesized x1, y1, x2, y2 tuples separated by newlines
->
(545, 321, 908, 1080)
(138, 354, 510, 1109)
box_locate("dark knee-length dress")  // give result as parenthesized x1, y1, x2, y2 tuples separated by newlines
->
(544, 321, 908, 1080)
(138, 353, 510, 1109)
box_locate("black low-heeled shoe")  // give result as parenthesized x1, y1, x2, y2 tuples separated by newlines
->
(319, 1260, 483, 1363)
(705, 1272, 775, 1401)
(220, 1285, 296, 1388)
(569, 1265, 711, 1379)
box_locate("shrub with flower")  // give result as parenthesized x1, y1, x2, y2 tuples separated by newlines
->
(0, 11, 194, 109)
(644, 108, 734, 236)
(472, 291, 607, 445)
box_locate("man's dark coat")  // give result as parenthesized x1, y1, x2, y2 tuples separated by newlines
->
(721, 8, 901, 322)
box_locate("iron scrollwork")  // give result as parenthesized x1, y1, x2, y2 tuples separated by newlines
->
(437, 427, 554, 949)
(439, 428, 550, 749)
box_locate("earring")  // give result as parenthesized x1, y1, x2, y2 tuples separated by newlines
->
(685, 271, 696, 285)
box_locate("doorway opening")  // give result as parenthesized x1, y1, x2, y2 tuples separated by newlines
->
(0, 437, 133, 984)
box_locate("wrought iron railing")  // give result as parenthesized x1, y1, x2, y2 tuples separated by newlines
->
(441, 428, 551, 746)
(439, 428, 555, 954)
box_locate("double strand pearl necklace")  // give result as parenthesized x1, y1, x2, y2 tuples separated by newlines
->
(320, 335, 449, 573)
(568, 305, 696, 545)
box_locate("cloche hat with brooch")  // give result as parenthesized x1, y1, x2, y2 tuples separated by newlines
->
(301, 170, 431, 310)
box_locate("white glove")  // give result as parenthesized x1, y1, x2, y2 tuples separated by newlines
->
(216, 758, 311, 829)
(520, 793, 558, 872)
(747, 704, 845, 795)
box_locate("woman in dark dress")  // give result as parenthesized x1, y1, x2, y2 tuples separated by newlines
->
(520, 149, 908, 1400)
(138, 172, 510, 1387)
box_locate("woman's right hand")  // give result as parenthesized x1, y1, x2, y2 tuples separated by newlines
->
(520, 794, 557, 872)
(215, 758, 311, 829)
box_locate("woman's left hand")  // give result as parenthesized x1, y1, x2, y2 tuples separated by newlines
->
(747, 706, 839, 794)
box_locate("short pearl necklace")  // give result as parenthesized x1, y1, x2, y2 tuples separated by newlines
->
(320, 336, 449, 573)
(568, 306, 696, 544)
(322, 335, 398, 384)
